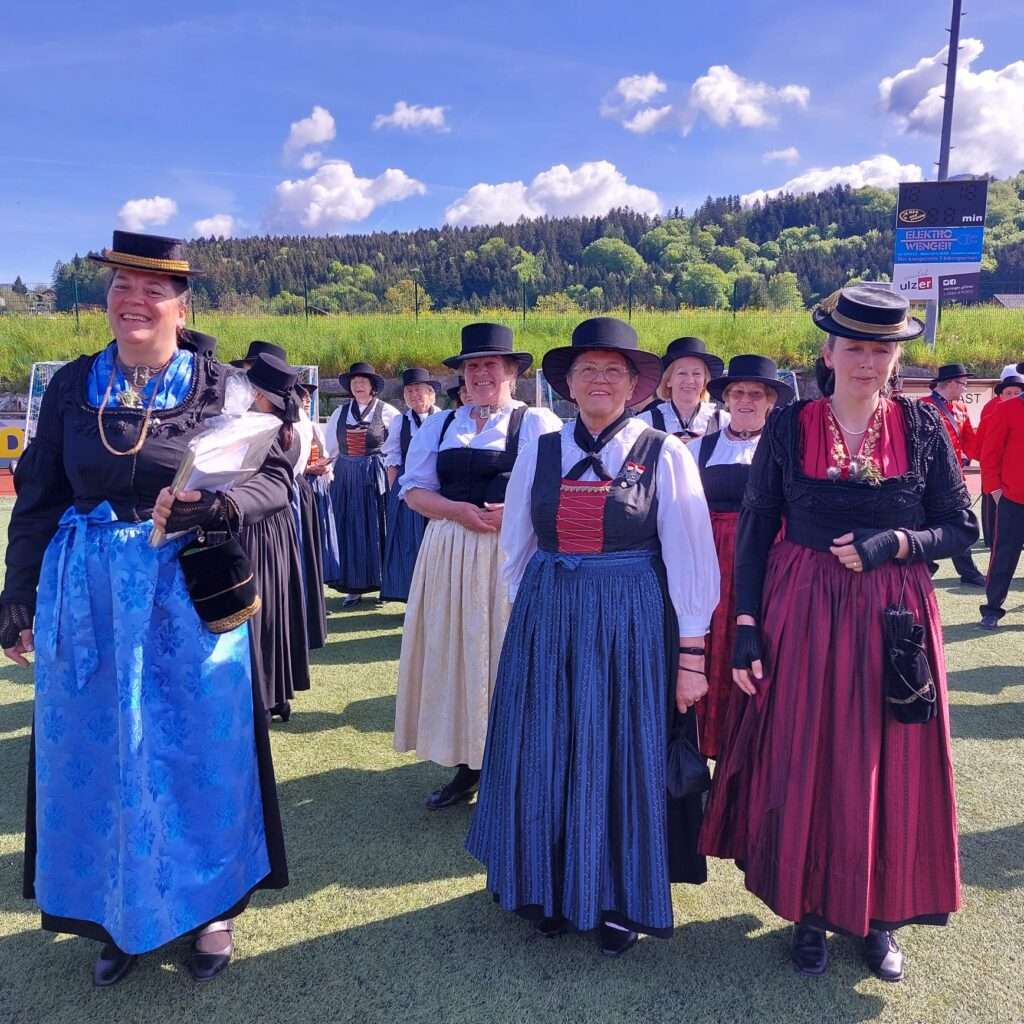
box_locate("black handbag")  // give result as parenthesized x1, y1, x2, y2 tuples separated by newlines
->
(666, 711, 711, 798)
(882, 569, 937, 725)
(178, 530, 261, 634)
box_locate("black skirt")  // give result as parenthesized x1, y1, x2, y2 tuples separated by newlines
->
(297, 475, 328, 649)
(242, 506, 310, 711)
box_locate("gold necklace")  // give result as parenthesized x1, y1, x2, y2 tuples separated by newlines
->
(97, 361, 162, 456)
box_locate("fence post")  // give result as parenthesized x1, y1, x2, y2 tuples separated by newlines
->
(522, 282, 527, 324)
(73, 274, 80, 333)
(303, 270, 310, 324)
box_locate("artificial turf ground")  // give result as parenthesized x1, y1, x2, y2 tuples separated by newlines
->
(0, 500, 1020, 1024)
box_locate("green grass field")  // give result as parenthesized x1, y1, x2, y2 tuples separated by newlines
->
(1, 306, 1022, 390)
(0, 500, 1021, 1024)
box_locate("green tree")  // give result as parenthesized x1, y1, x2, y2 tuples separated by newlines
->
(385, 279, 432, 313)
(731, 272, 770, 309)
(269, 290, 304, 315)
(580, 237, 645, 276)
(709, 246, 745, 272)
(676, 262, 731, 308)
(767, 272, 804, 309)
(12, 276, 27, 294)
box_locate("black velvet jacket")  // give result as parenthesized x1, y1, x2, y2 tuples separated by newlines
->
(734, 396, 979, 619)
(2, 351, 292, 610)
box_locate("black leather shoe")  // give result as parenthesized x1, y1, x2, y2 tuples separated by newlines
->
(534, 916, 568, 938)
(863, 930, 904, 982)
(978, 613, 999, 629)
(425, 778, 479, 810)
(271, 701, 291, 722)
(599, 923, 638, 958)
(791, 925, 828, 976)
(93, 944, 137, 988)
(960, 574, 987, 588)
(341, 594, 363, 609)
(188, 922, 234, 983)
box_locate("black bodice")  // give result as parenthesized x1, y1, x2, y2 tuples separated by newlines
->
(696, 432, 751, 513)
(437, 406, 527, 507)
(337, 399, 388, 456)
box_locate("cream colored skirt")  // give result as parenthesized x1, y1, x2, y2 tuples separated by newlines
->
(393, 518, 511, 769)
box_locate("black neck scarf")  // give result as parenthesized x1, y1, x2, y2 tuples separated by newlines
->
(409, 408, 423, 429)
(350, 398, 375, 425)
(671, 398, 701, 433)
(566, 410, 634, 481)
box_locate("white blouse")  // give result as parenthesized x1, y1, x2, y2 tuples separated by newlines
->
(323, 398, 400, 459)
(293, 414, 313, 478)
(382, 406, 440, 469)
(639, 400, 729, 437)
(687, 428, 760, 468)
(501, 417, 720, 637)
(399, 401, 563, 499)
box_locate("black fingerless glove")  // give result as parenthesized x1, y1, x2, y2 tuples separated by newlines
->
(732, 623, 764, 671)
(165, 490, 230, 533)
(852, 528, 900, 572)
(0, 602, 33, 650)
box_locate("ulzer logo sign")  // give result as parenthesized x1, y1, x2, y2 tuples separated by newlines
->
(899, 208, 927, 225)
(899, 276, 933, 291)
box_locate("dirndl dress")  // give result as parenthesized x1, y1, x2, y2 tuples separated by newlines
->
(381, 413, 431, 603)
(467, 428, 706, 937)
(294, 474, 328, 649)
(329, 399, 389, 594)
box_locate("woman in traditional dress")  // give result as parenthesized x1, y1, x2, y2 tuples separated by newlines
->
(467, 317, 719, 956)
(242, 354, 310, 722)
(302, 384, 341, 584)
(688, 355, 791, 759)
(394, 324, 562, 808)
(380, 368, 441, 603)
(293, 382, 328, 648)
(324, 362, 399, 607)
(640, 336, 727, 439)
(0, 231, 289, 987)
(699, 285, 978, 981)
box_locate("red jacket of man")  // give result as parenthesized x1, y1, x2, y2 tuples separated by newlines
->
(980, 396, 1024, 503)
(921, 391, 978, 471)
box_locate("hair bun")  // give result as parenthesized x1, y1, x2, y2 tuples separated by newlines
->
(814, 357, 835, 397)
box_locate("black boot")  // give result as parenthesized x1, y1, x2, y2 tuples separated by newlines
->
(93, 943, 137, 988)
(863, 929, 904, 982)
(791, 924, 828, 976)
(425, 764, 480, 810)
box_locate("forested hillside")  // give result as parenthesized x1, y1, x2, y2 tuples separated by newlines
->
(52, 174, 1024, 313)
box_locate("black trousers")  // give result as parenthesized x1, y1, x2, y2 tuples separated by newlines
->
(981, 493, 997, 548)
(929, 546, 984, 580)
(981, 496, 1024, 619)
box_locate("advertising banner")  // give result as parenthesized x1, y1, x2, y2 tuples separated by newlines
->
(892, 180, 988, 302)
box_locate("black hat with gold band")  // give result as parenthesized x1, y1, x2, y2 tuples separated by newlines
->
(89, 230, 201, 277)
(812, 284, 923, 343)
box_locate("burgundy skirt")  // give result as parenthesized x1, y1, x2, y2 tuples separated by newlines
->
(696, 511, 739, 759)
(699, 539, 961, 936)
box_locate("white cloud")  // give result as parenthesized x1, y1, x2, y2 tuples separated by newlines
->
(623, 105, 674, 135)
(117, 195, 178, 231)
(299, 151, 325, 170)
(614, 72, 667, 105)
(763, 146, 800, 164)
(445, 160, 660, 227)
(880, 38, 1024, 177)
(741, 154, 923, 206)
(269, 160, 425, 230)
(283, 105, 336, 159)
(192, 214, 236, 238)
(372, 100, 449, 133)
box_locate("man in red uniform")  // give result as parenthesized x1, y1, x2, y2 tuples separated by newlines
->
(979, 387, 1024, 628)
(976, 373, 1024, 546)
(921, 363, 986, 586)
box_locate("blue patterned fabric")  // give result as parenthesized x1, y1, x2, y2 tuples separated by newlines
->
(290, 480, 308, 599)
(32, 502, 270, 954)
(309, 474, 341, 584)
(329, 454, 387, 592)
(87, 343, 195, 409)
(466, 548, 675, 936)
(380, 476, 428, 602)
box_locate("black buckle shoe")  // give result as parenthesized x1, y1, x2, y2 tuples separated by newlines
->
(864, 930, 904, 983)
(599, 923, 638, 958)
(978, 613, 999, 630)
(93, 944, 137, 988)
(791, 925, 828, 976)
(188, 922, 234, 983)
(534, 916, 568, 938)
(341, 594, 363, 609)
(425, 778, 479, 810)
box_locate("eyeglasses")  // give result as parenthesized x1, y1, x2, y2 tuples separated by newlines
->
(571, 365, 630, 384)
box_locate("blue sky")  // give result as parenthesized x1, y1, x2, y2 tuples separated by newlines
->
(2, 0, 1022, 283)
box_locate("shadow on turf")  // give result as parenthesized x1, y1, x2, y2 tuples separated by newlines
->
(0, 699, 32, 736)
(949, 700, 1024, 740)
(960, 822, 1024, 891)
(945, 663, 1023, 696)
(312, 633, 402, 667)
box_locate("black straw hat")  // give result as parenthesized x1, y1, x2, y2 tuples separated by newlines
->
(442, 323, 532, 376)
(178, 329, 218, 358)
(339, 361, 386, 394)
(400, 367, 441, 390)
(709, 354, 794, 405)
(661, 336, 725, 378)
(247, 354, 300, 419)
(930, 363, 971, 385)
(89, 230, 200, 277)
(813, 284, 924, 342)
(995, 374, 1024, 395)
(230, 340, 287, 369)
(541, 317, 663, 404)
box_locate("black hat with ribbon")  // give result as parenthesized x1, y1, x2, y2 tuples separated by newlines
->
(813, 284, 924, 342)
(930, 363, 971, 385)
(709, 354, 794, 405)
(178, 329, 218, 358)
(89, 230, 201, 277)
(446, 376, 465, 405)
(660, 336, 725, 378)
(995, 374, 1024, 395)
(442, 323, 533, 376)
(230, 340, 287, 369)
(541, 317, 663, 404)
(247, 354, 301, 423)
(400, 367, 441, 390)
(339, 361, 386, 394)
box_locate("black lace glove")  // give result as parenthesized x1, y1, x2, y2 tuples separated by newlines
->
(165, 490, 230, 533)
(0, 602, 33, 650)
(732, 623, 764, 671)
(851, 528, 900, 572)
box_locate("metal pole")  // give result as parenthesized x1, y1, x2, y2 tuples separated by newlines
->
(937, 0, 963, 182)
(522, 282, 527, 324)
(627, 280, 633, 321)
(414, 278, 419, 321)
(73, 274, 80, 333)
(303, 271, 309, 323)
